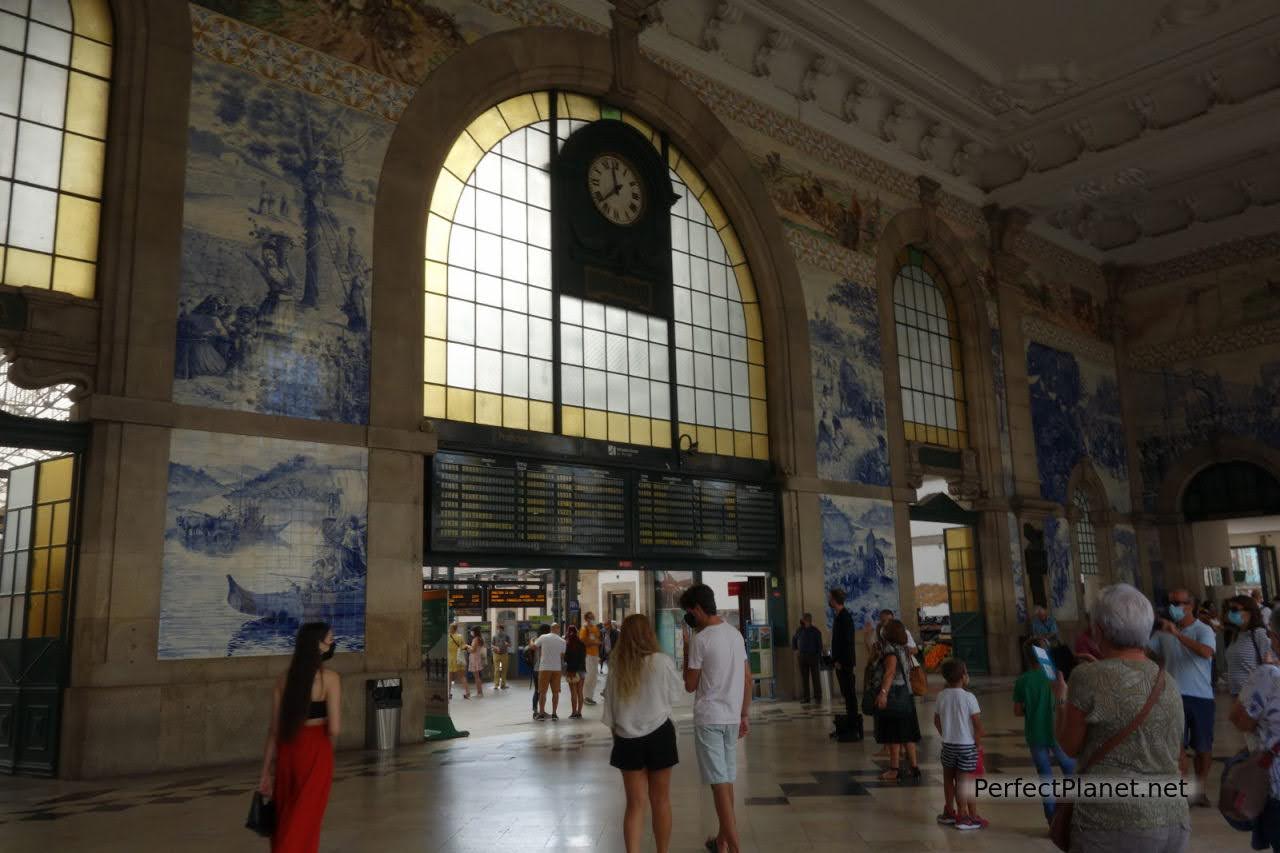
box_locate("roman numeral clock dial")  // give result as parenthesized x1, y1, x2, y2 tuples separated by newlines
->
(587, 154, 645, 226)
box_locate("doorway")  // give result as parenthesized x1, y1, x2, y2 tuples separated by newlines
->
(910, 486, 987, 674)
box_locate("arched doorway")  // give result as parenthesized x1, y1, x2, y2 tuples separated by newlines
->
(1183, 461, 1280, 602)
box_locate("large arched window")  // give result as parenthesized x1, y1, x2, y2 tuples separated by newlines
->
(424, 92, 767, 460)
(1072, 488, 1099, 577)
(892, 246, 966, 449)
(0, 0, 112, 297)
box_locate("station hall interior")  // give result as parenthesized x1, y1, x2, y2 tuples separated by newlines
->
(1, 0, 1280, 850)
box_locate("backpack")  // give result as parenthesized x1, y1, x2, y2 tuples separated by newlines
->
(522, 644, 537, 669)
(1219, 744, 1280, 829)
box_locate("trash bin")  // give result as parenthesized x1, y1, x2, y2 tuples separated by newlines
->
(365, 678, 402, 751)
(819, 653, 834, 704)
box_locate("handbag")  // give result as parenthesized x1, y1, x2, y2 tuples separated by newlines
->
(1049, 665, 1166, 852)
(245, 791, 276, 837)
(453, 637, 468, 667)
(1219, 736, 1280, 827)
(861, 648, 913, 717)
(909, 663, 927, 696)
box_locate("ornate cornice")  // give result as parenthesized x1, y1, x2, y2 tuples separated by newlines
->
(1021, 316, 1115, 364)
(785, 225, 876, 281)
(1127, 231, 1280, 291)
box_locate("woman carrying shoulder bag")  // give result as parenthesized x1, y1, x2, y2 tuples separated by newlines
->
(869, 619, 921, 782)
(258, 622, 340, 853)
(602, 614, 684, 853)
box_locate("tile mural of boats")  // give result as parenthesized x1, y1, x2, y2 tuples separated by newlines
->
(159, 429, 368, 659)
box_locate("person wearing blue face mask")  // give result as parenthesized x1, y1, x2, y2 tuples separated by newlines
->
(1148, 588, 1217, 807)
(1226, 595, 1271, 704)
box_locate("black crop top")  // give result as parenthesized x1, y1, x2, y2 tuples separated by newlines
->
(307, 699, 327, 719)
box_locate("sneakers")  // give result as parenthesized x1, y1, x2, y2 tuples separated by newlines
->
(534, 712, 547, 721)
(569, 712, 583, 719)
(584, 699, 597, 705)
(955, 816, 988, 831)
(551, 714, 559, 721)
(936, 809, 956, 825)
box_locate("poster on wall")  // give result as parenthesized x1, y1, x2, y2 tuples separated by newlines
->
(158, 429, 368, 659)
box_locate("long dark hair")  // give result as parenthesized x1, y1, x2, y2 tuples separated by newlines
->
(565, 624, 584, 654)
(279, 622, 330, 742)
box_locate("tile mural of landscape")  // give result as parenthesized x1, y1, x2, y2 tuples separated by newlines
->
(821, 494, 898, 629)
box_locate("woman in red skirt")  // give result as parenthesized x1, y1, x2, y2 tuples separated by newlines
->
(258, 622, 340, 853)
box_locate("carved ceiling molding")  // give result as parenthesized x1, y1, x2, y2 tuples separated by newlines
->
(1126, 314, 1280, 370)
(785, 225, 876, 282)
(1126, 231, 1280, 290)
(1021, 316, 1115, 365)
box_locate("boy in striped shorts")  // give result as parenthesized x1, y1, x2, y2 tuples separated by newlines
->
(934, 658, 988, 830)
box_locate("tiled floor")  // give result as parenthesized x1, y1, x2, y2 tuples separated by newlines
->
(0, 677, 1248, 851)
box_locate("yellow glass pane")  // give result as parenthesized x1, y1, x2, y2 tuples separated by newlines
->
(946, 527, 972, 548)
(425, 260, 448, 295)
(425, 213, 451, 262)
(34, 507, 52, 549)
(584, 408, 608, 440)
(750, 399, 768, 435)
(423, 338, 446, 385)
(621, 112, 657, 147)
(700, 190, 728, 230)
(5, 249, 52, 288)
(650, 421, 671, 449)
(561, 405, 584, 437)
(52, 257, 95, 298)
(496, 94, 540, 132)
(424, 383, 446, 418)
(55, 195, 100, 261)
(38, 457, 73, 505)
(475, 391, 502, 426)
(629, 416, 651, 446)
(60, 134, 105, 198)
(720, 226, 746, 266)
(71, 35, 111, 78)
(465, 108, 510, 154)
(71, 0, 113, 43)
(48, 545, 67, 590)
(734, 265, 757, 303)
(744, 303, 763, 341)
(29, 549, 48, 592)
(751, 433, 769, 461)
(748, 365, 766, 400)
(747, 339, 764, 366)
(697, 425, 717, 455)
(446, 388, 474, 422)
(734, 431, 752, 458)
(532, 91, 550, 119)
(26, 595, 46, 638)
(51, 502, 70, 548)
(429, 169, 465, 220)
(443, 132, 485, 183)
(529, 401, 554, 433)
(674, 155, 707, 201)
(66, 72, 109, 139)
(503, 396, 528, 431)
(715, 428, 734, 456)
(44, 591, 63, 636)
(607, 412, 629, 443)
(563, 93, 600, 121)
(424, 293, 446, 339)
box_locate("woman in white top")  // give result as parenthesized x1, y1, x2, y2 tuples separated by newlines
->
(1226, 594, 1272, 699)
(602, 613, 684, 853)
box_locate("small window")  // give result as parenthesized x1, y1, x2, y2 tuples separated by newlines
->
(892, 247, 965, 449)
(1073, 489, 1099, 576)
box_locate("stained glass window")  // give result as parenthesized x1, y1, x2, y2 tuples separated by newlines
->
(1073, 489, 1099, 576)
(0, 0, 112, 298)
(893, 247, 966, 449)
(424, 92, 767, 460)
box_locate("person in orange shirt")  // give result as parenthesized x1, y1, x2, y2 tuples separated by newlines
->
(582, 612, 603, 706)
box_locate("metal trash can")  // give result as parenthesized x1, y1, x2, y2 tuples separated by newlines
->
(819, 653, 834, 704)
(365, 678, 402, 751)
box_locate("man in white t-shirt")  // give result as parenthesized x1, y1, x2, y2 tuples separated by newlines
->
(533, 624, 567, 721)
(682, 584, 751, 853)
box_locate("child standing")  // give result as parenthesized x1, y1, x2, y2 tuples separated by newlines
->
(1013, 639, 1076, 822)
(935, 658, 987, 831)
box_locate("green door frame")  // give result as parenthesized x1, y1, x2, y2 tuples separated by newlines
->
(910, 493, 989, 674)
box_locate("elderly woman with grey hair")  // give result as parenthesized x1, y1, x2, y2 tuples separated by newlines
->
(1051, 584, 1189, 853)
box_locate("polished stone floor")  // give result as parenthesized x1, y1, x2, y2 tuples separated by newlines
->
(0, 676, 1247, 851)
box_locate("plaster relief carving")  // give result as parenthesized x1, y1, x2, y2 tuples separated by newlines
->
(1153, 0, 1224, 33)
(699, 1, 741, 54)
(951, 141, 984, 177)
(799, 55, 834, 102)
(752, 29, 792, 78)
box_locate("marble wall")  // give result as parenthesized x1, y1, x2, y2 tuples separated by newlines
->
(158, 430, 368, 659)
(820, 495, 898, 629)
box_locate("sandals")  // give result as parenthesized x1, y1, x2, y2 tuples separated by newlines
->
(879, 768, 900, 782)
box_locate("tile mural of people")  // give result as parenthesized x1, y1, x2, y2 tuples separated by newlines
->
(820, 495, 898, 629)
(1113, 525, 1139, 587)
(159, 430, 368, 659)
(1044, 515, 1077, 622)
(804, 270, 890, 487)
(754, 149, 887, 254)
(175, 56, 393, 424)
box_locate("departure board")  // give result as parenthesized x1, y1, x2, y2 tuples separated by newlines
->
(431, 452, 628, 556)
(636, 475, 779, 560)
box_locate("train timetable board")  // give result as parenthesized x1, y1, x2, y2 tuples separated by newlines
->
(431, 452, 628, 557)
(636, 474, 779, 560)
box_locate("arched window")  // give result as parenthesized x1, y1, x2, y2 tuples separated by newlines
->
(1072, 488, 1099, 577)
(423, 92, 767, 460)
(892, 246, 965, 449)
(0, 0, 113, 297)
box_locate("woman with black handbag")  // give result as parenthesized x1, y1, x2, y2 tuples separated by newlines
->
(256, 622, 341, 853)
(869, 619, 921, 782)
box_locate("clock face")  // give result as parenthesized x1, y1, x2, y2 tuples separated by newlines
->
(587, 153, 645, 226)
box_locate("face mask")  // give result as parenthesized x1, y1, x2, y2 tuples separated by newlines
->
(1168, 605, 1185, 622)
(683, 612, 699, 630)
(321, 645, 335, 661)
(1228, 611, 1245, 627)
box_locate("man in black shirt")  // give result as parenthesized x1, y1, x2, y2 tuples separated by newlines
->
(829, 588, 863, 741)
(791, 612, 823, 703)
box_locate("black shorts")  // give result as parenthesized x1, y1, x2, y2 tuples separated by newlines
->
(610, 719, 679, 772)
